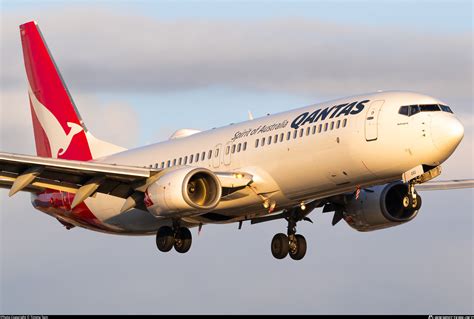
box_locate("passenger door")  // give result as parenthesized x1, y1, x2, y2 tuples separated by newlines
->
(365, 100, 385, 141)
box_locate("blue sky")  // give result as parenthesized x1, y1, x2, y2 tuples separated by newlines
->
(0, 0, 472, 314)
(3, 0, 472, 32)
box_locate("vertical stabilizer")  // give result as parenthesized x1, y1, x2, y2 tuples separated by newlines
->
(20, 21, 126, 160)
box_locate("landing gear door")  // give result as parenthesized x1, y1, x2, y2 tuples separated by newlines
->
(365, 100, 385, 141)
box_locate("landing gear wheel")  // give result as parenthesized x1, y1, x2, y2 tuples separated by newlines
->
(156, 226, 174, 252)
(403, 194, 422, 210)
(289, 234, 307, 261)
(402, 195, 411, 208)
(414, 194, 422, 211)
(174, 227, 192, 254)
(271, 233, 289, 259)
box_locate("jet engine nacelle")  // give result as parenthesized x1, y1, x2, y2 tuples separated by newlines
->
(145, 167, 222, 217)
(344, 182, 421, 232)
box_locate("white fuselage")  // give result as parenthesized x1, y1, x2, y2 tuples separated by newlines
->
(36, 91, 463, 234)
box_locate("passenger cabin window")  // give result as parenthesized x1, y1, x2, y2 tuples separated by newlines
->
(255, 139, 259, 148)
(280, 133, 284, 142)
(293, 130, 297, 139)
(232, 144, 236, 153)
(336, 120, 341, 129)
(190, 155, 194, 163)
(208, 150, 212, 159)
(167, 160, 171, 167)
(343, 119, 347, 127)
(330, 121, 334, 130)
(161, 162, 165, 168)
(312, 126, 317, 134)
(184, 156, 188, 165)
(243, 142, 247, 151)
(318, 124, 322, 133)
(262, 137, 266, 146)
(299, 128, 304, 137)
(173, 159, 177, 166)
(179, 158, 182, 165)
(267, 137, 272, 145)
(202, 152, 206, 160)
(237, 143, 241, 152)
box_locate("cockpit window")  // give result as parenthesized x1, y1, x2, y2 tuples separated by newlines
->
(419, 104, 441, 112)
(399, 106, 409, 116)
(440, 104, 453, 113)
(399, 104, 452, 117)
(409, 105, 420, 115)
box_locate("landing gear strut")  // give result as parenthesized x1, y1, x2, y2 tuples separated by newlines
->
(270, 208, 308, 261)
(156, 222, 192, 254)
(402, 182, 422, 210)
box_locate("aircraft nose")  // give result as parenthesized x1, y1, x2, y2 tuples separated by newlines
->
(431, 115, 464, 156)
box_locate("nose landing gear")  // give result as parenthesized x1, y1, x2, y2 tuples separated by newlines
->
(402, 182, 422, 210)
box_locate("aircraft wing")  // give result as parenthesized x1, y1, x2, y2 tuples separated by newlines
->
(0, 152, 252, 210)
(0, 151, 160, 199)
(415, 179, 474, 191)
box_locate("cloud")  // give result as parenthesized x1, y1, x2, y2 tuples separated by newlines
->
(0, 89, 35, 154)
(1, 7, 472, 100)
(0, 89, 140, 154)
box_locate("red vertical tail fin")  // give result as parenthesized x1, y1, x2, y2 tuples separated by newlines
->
(20, 21, 125, 160)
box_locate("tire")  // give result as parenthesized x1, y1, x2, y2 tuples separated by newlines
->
(289, 234, 307, 261)
(174, 227, 192, 254)
(271, 233, 289, 259)
(156, 226, 174, 252)
(414, 194, 422, 211)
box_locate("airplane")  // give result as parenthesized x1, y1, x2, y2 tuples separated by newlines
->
(1, 21, 473, 260)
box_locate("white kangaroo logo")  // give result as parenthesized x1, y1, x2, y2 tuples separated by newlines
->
(28, 85, 83, 158)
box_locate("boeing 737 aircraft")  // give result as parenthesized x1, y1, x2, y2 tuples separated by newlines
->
(1, 21, 472, 260)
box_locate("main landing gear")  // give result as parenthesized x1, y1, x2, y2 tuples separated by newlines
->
(156, 223, 192, 254)
(271, 205, 309, 261)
